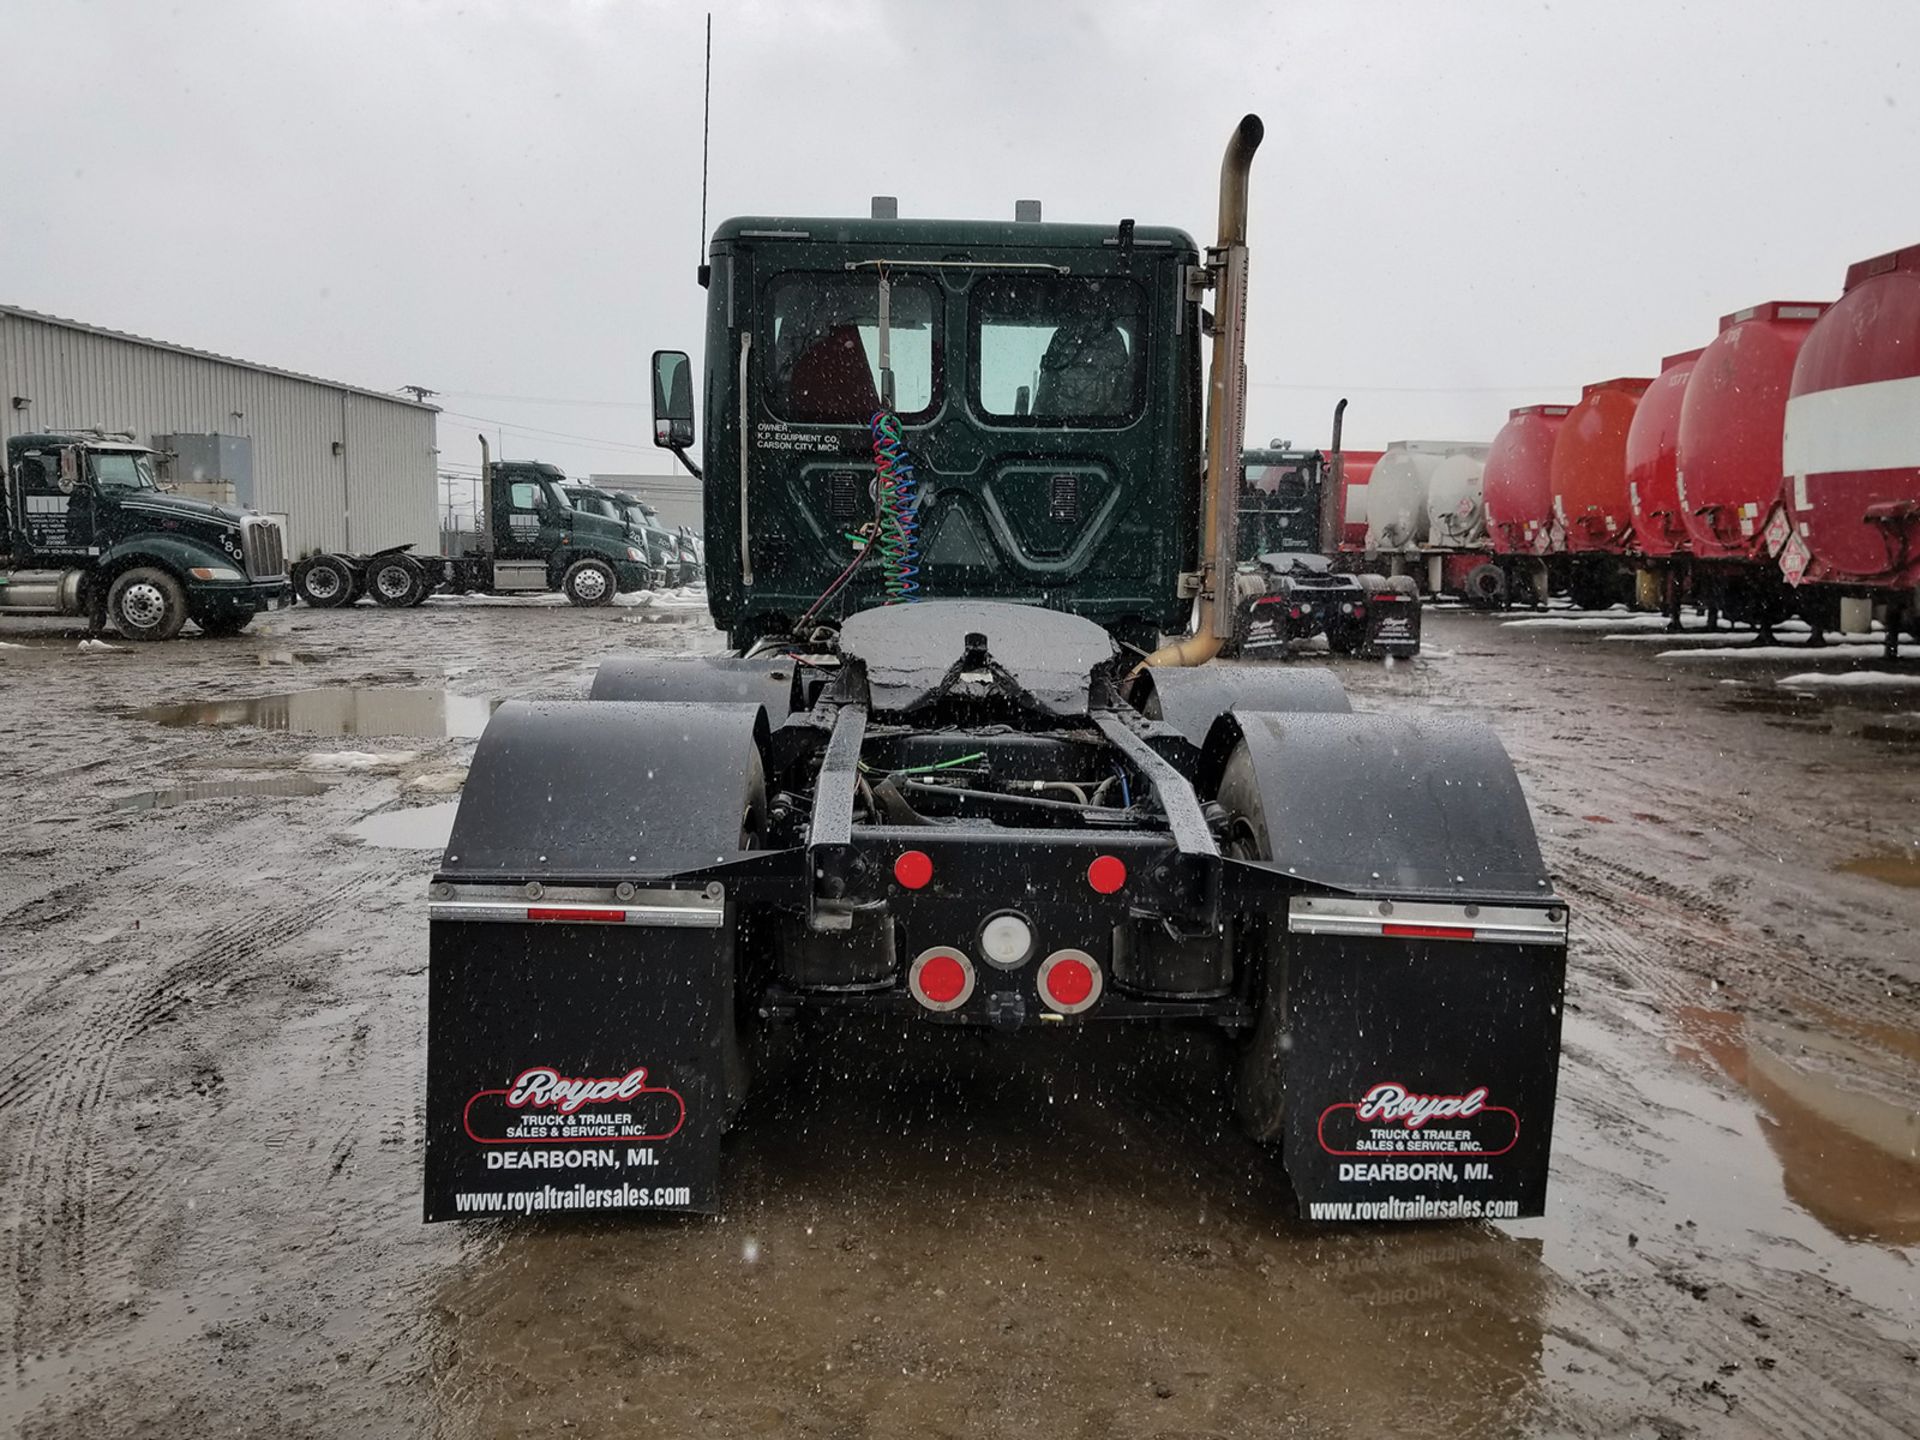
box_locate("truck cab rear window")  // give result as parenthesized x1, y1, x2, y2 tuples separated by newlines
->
(973, 276, 1146, 425)
(767, 274, 941, 424)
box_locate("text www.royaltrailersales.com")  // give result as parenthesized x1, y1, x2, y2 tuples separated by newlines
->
(1309, 1195, 1521, 1221)
(454, 1183, 691, 1215)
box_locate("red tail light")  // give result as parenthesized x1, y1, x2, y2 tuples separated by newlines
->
(1037, 949, 1103, 1014)
(909, 947, 975, 1011)
(894, 850, 934, 889)
(1087, 855, 1126, 894)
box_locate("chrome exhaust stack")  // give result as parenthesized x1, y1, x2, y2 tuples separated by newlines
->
(1140, 113, 1264, 670)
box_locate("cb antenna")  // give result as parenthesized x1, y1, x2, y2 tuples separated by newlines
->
(697, 12, 713, 288)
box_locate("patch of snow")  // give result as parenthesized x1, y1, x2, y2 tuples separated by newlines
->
(1658, 644, 1900, 662)
(0, 641, 26, 649)
(403, 767, 468, 795)
(1503, 614, 1674, 631)
(77, 638, 123, 653)
(1630, 634, 1882, 651)
(1775, 670, 1920, 690)
(300, 750, 423, 773)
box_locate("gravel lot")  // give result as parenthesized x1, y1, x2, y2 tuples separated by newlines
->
(2, 598, 1916, 1438)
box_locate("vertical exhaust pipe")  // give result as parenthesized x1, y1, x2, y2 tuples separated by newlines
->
(1140, 114, 1264, 670)
(1322, 397, 1349, 554)
(477, 432, 492, 551)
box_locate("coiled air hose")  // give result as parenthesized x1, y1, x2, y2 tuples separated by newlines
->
(870, 410, 920, 604)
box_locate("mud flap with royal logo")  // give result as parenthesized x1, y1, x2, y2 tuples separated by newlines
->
(424, 917, 735, 1222)
(1283, 933, 1567, 1221)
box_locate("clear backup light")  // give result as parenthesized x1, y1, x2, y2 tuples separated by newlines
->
(979, 912, 1035, 968)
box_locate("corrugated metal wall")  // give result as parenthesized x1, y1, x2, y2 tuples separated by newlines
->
(1, 309, 437, 556)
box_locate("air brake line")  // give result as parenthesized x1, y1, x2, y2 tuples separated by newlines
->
(870, 266, 922, 605)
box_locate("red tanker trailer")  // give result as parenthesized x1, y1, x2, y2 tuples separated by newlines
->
(1551, 379, 1650, 610)
(1625, 349, 1705, 627)
(1627, 350, 1704, 560)
(1676, 301, 1828, 635)
(1337, 449, 1383, 552)
(1782, 243, 1920, 658)
(1483, 404, 1570, 606)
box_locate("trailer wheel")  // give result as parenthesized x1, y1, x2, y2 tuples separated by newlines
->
(1566, 565, 1615, 614)
(1465, 561, 1507, 608)
(107, 567, 189, 642)
(1215, 738, 1289, 1143)
(562, 558, 617, 607)
(295, 556, 353, 608)
(368, 556, 424, 608)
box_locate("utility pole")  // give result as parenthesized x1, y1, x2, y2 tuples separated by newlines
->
(400, 384, 438, 405)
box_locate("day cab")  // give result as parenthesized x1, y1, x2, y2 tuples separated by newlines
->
(0, 431, 289, 639)
(654, 213, 1205, 651)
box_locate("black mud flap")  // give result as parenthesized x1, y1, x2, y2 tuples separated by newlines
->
(425, 914, 735, 1222)
(1283, 930, 1566, 1222)
(1362, 593, 1421, 657)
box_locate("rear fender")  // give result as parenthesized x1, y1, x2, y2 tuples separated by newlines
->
(441, 700, 768, 884)
(1133, 666, 1351, 748)
(591, 654, 798, 725)
(425, 699, 770, 1221)
(1206, 709, 1549, 898)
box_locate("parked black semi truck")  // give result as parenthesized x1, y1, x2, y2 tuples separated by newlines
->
(1225, 437, 1421, 659)
(425, 118, 1568, 1225)
(1, 431, 290, 639)
(292, 440, 652, 608)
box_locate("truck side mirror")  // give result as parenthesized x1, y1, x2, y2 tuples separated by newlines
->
(1014, 385, 1031, 417)
(57, 447, 81, 493)
(652, 350, 695, 450)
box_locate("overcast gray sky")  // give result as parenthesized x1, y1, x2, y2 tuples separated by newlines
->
(8, 0, 1917, 487)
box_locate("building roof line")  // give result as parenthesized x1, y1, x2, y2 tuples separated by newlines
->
(0, 303, 441, 413)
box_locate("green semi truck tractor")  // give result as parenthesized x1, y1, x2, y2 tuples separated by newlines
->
(292, 439, 653, 608)
(425, 118, 1569, 1226)
(0, 431, 290, 639)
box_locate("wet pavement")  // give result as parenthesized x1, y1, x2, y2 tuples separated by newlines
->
(1, 601, 1916, 1437)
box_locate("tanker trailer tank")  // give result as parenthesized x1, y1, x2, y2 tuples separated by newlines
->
(1625, 348, 1706, 626)
(1551, 378, 1651, 611)
(1678, 301, 1829, 639)
(1482, 405, 1570, 607)
(1783, 242, 1920, 658)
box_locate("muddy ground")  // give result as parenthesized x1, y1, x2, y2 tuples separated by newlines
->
(2, 597, 1916, 1438)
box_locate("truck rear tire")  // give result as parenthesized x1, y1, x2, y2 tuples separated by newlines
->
(107, 567, 189, 642)
(295, 556, 353, 608)
(196, 611, 254, 638)
(1215, 738, 1288, 1143)
(368, 556, 424, 608)
(563, 558, 617, 607)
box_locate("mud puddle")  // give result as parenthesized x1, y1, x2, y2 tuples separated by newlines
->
(110, 775, 331, 810)
(349, 799, 459, 849)
(1520, 1000, 1920, 1347)
(135, 686, 498, 738)
(1835, 849, 1920, 889)
(1715, 685, 1920, 746)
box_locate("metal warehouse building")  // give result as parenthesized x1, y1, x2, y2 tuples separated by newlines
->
(2, 304, 437, 557)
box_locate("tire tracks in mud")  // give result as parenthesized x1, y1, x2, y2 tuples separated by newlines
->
(1, 816, 390, 1376)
